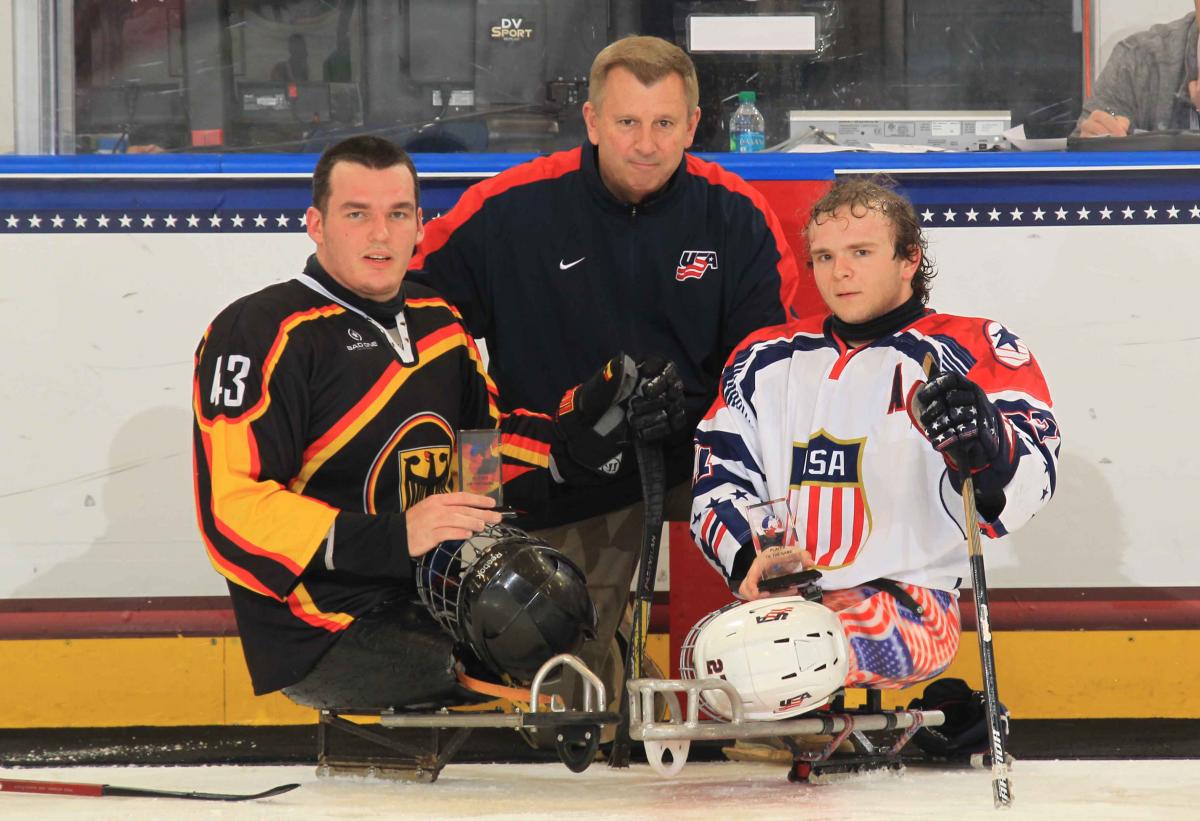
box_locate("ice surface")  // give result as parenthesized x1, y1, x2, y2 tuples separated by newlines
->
(1, 759, 1197, 820)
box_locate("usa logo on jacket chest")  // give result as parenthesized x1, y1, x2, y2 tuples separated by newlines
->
(676, 250, 718, 281)
(789, 431, 872, 569)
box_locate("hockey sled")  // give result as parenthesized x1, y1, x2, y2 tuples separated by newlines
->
(627, 677, 945, 782)
(315, 654, 619, 782)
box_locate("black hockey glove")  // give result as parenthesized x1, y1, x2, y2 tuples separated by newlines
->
(551, 353, 637, 483)
(626, 356, 687, 442)
(916, 371, 1016, 494)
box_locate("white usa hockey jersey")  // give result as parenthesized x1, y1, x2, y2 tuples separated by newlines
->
(692, 311, 1060, 593)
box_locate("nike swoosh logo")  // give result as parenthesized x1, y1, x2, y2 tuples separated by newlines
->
(559, 257, 585, 270)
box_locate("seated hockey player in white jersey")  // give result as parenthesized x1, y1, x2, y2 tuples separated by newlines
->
(690, 176, 1060, 701)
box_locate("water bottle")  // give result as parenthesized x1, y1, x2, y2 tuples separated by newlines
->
(729, 91, 765, 153)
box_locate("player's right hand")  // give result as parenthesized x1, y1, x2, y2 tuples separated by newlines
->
(405, 492, 501, 557)
(1079, 109, 1130, 137)
(738, 544, 815, 601)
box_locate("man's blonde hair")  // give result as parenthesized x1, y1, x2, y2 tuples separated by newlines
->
(588, 35, 699, 111)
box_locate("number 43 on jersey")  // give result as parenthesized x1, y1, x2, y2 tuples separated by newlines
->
(209, 354, 251, 408)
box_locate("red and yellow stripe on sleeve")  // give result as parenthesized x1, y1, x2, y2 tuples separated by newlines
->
(193, 306, 344, 596)
(286, 582, 354, 632)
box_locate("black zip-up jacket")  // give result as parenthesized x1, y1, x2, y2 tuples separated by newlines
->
(410, 143, 805, 526)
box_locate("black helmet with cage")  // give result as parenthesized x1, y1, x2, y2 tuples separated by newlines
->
(417, 523, 597, 683)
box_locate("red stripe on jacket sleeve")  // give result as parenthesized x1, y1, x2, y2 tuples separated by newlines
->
(684, 154, 808, 319)
(410, 148, 583, 269)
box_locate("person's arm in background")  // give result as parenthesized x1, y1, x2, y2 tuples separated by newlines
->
(1076, 37, 1147, 137)
(718, 179, 805, 353)
(407, 183, 494, 340)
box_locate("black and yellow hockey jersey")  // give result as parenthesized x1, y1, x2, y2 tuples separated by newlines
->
(193, 256, 556, 694)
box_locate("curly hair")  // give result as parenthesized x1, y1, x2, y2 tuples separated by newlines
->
(805, 176, 936, 304)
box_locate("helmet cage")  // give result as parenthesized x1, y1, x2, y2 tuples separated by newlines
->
(416, 522, 534, 644)
(416, 523, 596, 683)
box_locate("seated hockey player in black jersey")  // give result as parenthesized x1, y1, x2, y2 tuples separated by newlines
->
(192, 135, 685, 709)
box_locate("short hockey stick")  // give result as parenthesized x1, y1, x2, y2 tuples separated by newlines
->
(608, 439, 666, 768)
(959, 472, 1014, 808)
(0, 776, 300, 802)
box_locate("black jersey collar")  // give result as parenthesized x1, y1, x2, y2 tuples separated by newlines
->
(302, 254, 406, 328)
(580, 141, 688, 214)
(827, 293, 929, 345)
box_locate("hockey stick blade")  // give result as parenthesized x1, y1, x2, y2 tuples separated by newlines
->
(608, 439, 666, 769)
(0, 776, 300, 802)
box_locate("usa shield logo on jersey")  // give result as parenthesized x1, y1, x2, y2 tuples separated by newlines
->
(789, 430, 872, 569)
(676, 250, 718, 281)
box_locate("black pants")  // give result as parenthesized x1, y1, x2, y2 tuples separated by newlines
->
(282, 599, 471, 711)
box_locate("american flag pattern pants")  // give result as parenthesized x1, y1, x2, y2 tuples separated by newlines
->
(822, 583, 961, 689)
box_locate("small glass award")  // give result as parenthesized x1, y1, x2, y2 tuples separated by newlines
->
(456, 428, 504, 506)
(747, 497, 820, 593)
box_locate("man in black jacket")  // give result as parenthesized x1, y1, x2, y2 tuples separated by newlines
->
(410, 36, 811, 697)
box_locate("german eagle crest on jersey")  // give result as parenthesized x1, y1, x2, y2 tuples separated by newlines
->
(789, 430, 872, 569)
(362, 412, 454, 512)
(676, 250, 718, 281)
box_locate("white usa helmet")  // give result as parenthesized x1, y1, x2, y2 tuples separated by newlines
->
(680, 597, 849, 721)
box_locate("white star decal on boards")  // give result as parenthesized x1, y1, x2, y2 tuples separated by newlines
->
(1144, 206, 1157, 219)
(1122, 206, 1135, 220)
(254, 214, 267, 228)
(231, 214, 245, 228)
(164, 214, 177, 228)
(987, 208, 1001, 221)
(209, 214, 223, 228)
(276, 214, 290, 227)
(941, 209, 955, 222)
(28, 215, 41, 228)
(1076, 207, 1090, 220)
(1166, 205, 1179, 219)
(51, 214, 64, 228)
(187, 214, 200, 228)
(5, 215, 17, 228)
(965, 208, 978, 222)
(1099, 207, 1112, 220)
(1032, 208, 1045, 221)
(142, 214, 155, 228)
(1054, 207, 1068, 220)
(1190, 205, 1200, 219)
(73, 214, 87, 228)
(96, 214, 110, 228)
(1009, 208, 1023, 221)
(119, 214, 132, 228)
